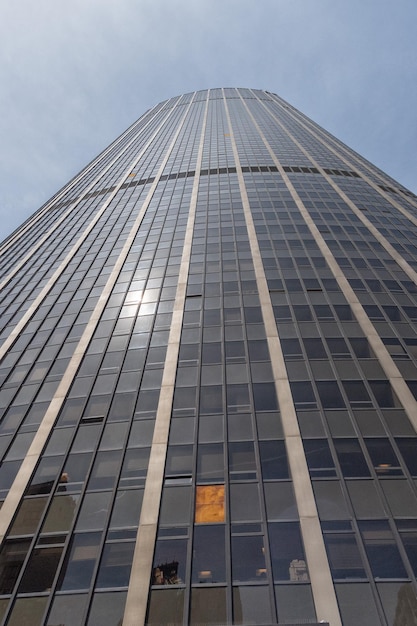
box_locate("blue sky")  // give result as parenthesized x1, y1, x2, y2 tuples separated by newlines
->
(0, 0, 416, 241)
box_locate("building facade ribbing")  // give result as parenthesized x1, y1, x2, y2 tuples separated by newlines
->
(0, 88, 417, 625)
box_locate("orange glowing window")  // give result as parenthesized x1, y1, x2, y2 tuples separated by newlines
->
(195, 485, 225, 523)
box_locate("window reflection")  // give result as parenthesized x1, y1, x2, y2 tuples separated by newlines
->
(152, 538, 187, 586)
(58, 532, 101, 590)
(0, 539, 31, 594)
(268, 522, 309, 581)
(96, 541, 134, 588)
(18, 544, 64, 593)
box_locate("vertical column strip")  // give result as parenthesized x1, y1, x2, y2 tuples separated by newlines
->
(0, 94, 196, 544)
(0, 99, 172, 292)
(249, 91, 417, 431)
(224, 91, 342, 626)
(268, 93, 417, 219)
(122, 92, 209, 626)
(0, 101, 177, 361)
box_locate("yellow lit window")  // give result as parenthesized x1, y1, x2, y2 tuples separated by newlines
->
(195, 485, 225, 523)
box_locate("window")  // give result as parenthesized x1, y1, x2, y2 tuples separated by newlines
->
(268, 522, 308, 581)
(195, 485, 225, 523)
(192, 525, 226, 583)
(316, 381, 345, 409)
(334, 440, 370, 477)
(58, 532, 101, 590)
(359, 521, 407, 578)
(303, 440, 336, 477)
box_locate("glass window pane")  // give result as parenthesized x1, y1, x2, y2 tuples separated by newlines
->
(75, 492, 112, 531)
(190, 588, 226, 626)
(335, 583, 380, 626)
(61, 453, 93, 491)
(380, 480, 417, 517)
(199, 385, 223, 414)
(233, 586, 273, 624)
(27, 456, 63, 495)
(333, 439, 370, 477)
(165, 445, 193, 477)
(192, 525, 225, 583)
(227, 384, 250, 412)
(227, 413, 253, 440)
(119, 448, 150, 487)
(230, 484, 260, 522)
(346, 481, 385, 518)
(58, 532, 101, 591)
(197, 444, 224, 482)
(19, 546, 63, 592)
(87, 591, 127, 626)
(0, 539, 31, 593)
(168, 417, 195, 444)
(99, 422, 129, 450)
(399, 531, 417, 576)
(369, 381, 398, 408)
(232, 535, 266, 582)
(128, 421, 155, 447)
(6, 597, 48, 626)
(316, 381, 346, 409)
(87, 450, 123, 490)
(359, 521, 407, 578)
(152, 538, 187, 586)
(96, 542, 135, 588)
(159, 486, 191, 525)
(146, 589, 184, 625)
(264, 482, 298, 520)
(253, 383, 278, 411)
(377, 581, 417, 625)
(9, 497, 48, 536)
(290, 381, 316, 407)
(71, 424, 101, 452)
(268, 522, 308, 582)
(365, 438, 402, 476)
(46, 594, 88, 626)
(275, 584, 316, 623)
(303, 439, 336, 477)
(396, 438, 417, 475)
(42, 494, 79, 533)
(303, 338, 326, 358)
(342, 381, 371, 407)
(229, 441, 256, 477)
(109, 489, 143, 529)
(313, 481, 350, 520)
(324, 533, 366, 579)
(198, 415, 224, 443)
(259, 440, 289, 479)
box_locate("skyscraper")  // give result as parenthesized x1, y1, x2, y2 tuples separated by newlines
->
(0, 87, 417, 626)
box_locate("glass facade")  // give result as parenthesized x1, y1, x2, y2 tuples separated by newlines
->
(0, 88, 417, 625)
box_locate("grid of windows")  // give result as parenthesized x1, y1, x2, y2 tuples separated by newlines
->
(0, 88, 417, 625)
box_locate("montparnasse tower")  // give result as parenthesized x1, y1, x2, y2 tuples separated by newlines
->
(1, 88, 417, 626)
